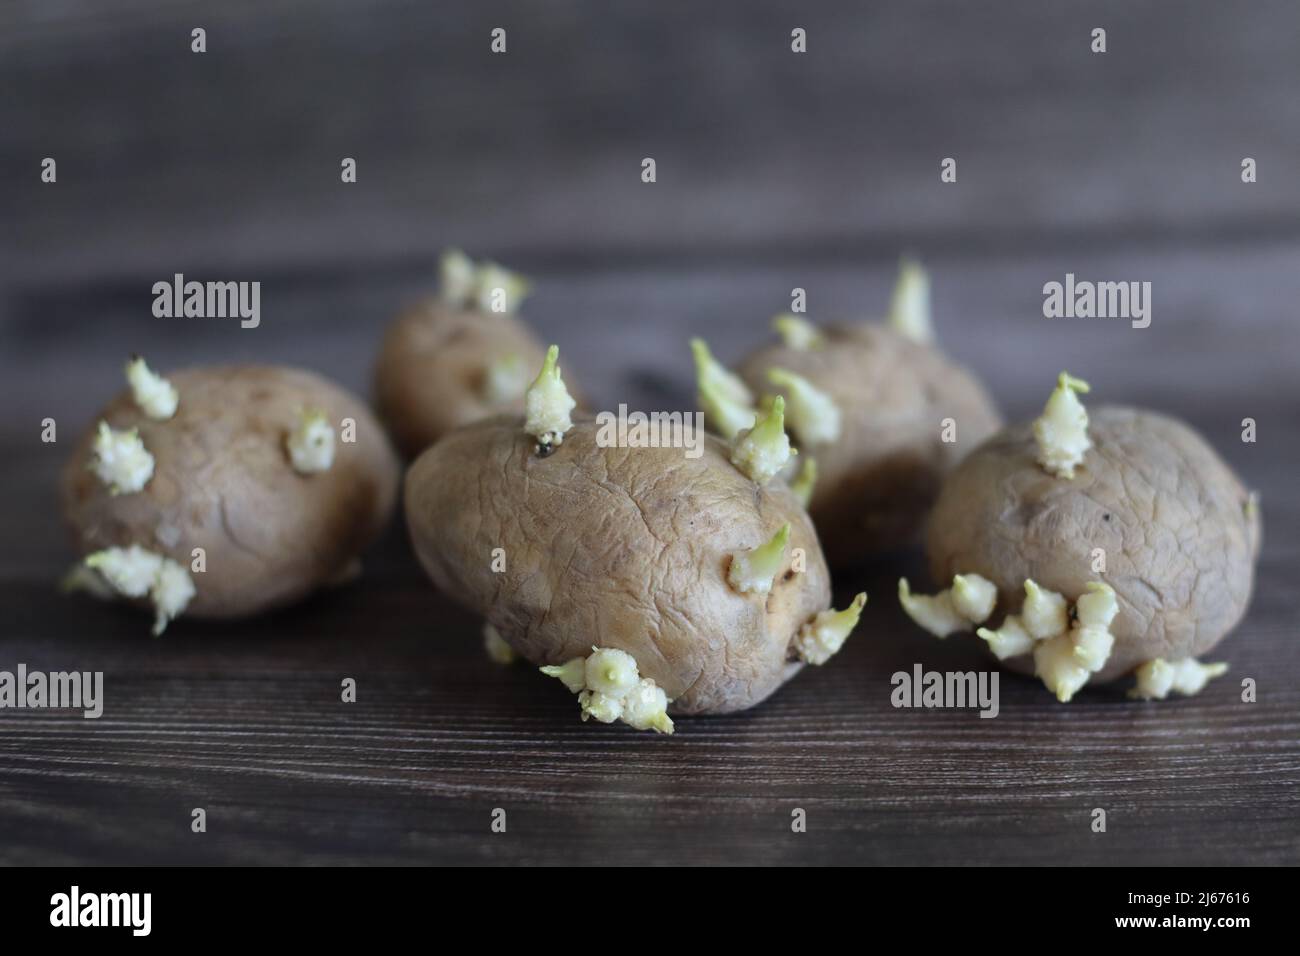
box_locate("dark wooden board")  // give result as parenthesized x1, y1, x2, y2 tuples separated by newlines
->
(1, 0, 1298, 866)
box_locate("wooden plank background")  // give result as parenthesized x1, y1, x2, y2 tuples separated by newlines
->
(1, 0, 1297, 865)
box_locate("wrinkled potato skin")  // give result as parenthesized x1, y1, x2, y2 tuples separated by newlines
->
(405, 416, 832, 714)
(736, 324, 1000, 564)
(374, 301, 551, 458)
(926, 407, 1261, 681)
(62, 366, 400, 618)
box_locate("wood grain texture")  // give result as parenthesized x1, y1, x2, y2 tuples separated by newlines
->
(2, 0, 1299, 865)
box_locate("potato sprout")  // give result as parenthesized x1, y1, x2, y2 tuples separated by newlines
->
(731, 395, 795, 485)
(766, 367, 842, 446)
(1129, 658, 1229, 700)
(90, 422, 154, 495)
(772, 314, 825, 350)
(898, 573, 997, 638)
(693, 338, 757, 440)
(1022, 579, 1069, 640)
(1033, 371, 1092, 479)
(474, 261, 531, 314)
(1032, 583, 1119, 702)
(524, 345, 576, 447)
(439, 248, 477, 305)
(125, 356, 178, 420)
(542, 647, 674, 734)
(727, 523, 791, 595)
(539, 657, 586, 693)
(436, 249, 531, 314)
(794, 592, 867, 665)
(85, 545, 196, 636)
(286, 409, 336, 474)
(483, 623, 517, 664)
(905, 574, 1124, 702)
(789, 457, 818, 508)
(887, 258, 933, 345)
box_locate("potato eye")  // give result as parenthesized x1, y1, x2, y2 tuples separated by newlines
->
(535, 441, 556, 458)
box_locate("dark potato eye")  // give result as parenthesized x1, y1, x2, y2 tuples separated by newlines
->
(535, 442, 556, 458)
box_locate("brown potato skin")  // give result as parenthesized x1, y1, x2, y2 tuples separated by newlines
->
(374, 300, 551, 458)
(736, 324, 1000, 564)
(405, 415, 833, 714)
(62, 365, 400, 619)
(925, 407, 1261, 682)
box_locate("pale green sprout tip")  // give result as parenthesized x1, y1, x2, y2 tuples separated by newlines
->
(897, 575, 991, 639)
(84, 544, 195, 636)
(692, 338, 757, 439)
(548, 648, 674, 734)
(789, 456, 818, 508)
(690, 338, 753, 406)
(698, 380, 757, 441)
(1033, 370, 1092, 479)
(483, 623, 517, 665)
(766, 367, 842, 446)
(1033, 632, 1091, 702)
(474, 260, 531, 314)
(1021, 579, 1069, 640)
(727, 523, 791, 595)
(888, 258, 934, 345)
(795, 592, 867, 665)
(439, 248, 476, 305)
(149, 560, 195, 636)
(977, 615, 1035, 661)
(772, 313, 825, 349)
(286, 407, 335, 474)
(540, 657, 587, 694)
(524, 344, 576, 446)
(1129, 658, 1229, 700)
(584, 646, 640, 698)
(439, 249, 529, 313)
(730, 394, 794, 485)
(1075, 581, 1118, 629)
(1031, 579, 1117, 701)
(898, 577, 962, 638)
(61, 563, 116, 599)
(90, 420, 154, 495)
(85, 546, 157, 598)
(951, 573, 998, 623)
(125, 355, 178, 420)
(695, 369, 757, 443)
(579, 689, 624, 724)
(622, 679, 674, 734)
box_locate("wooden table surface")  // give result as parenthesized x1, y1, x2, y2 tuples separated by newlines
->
(1, 0, 1297, 865)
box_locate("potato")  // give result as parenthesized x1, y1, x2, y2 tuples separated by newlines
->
(62, 362, 400, 632)
(405, 347, 865, 729)
(375, 303, 549, 458)
(722, 265, 1000, 564)
(374, 250, 572, 458)
(902, 373, 1260, 701)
